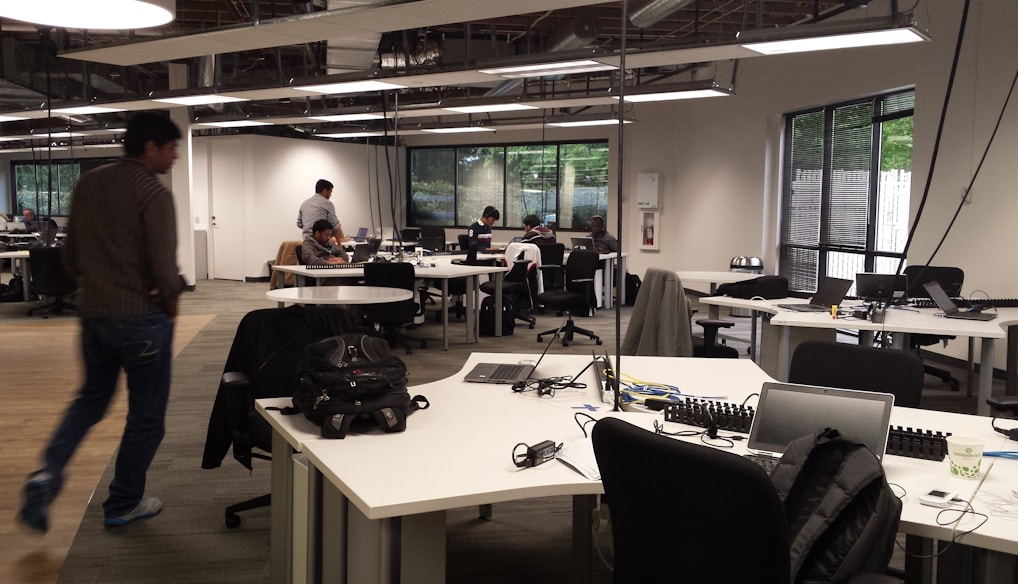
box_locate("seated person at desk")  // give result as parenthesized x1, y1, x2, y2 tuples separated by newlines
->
(521, 214, 556, 244)
(589, 215, 619, 253)
(21, 208, 58, 232)
(467, 205, 500, 251)
(302, 219, 349, 265)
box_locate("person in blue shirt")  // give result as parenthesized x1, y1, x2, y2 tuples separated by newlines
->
(467, 206, 499, 251)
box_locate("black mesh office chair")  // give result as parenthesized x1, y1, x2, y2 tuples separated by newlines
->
(535, 243, 566, 309)
(479, 254, 536, 329)
(201, 306, 355, 528)
(27, 246, 76, 317)
(363, 262, 427, 354)
(904, 265, 965, 391)
(593, 418, 790, 584)
(535, 250, 601, 346)
(789, 340, 925, 408)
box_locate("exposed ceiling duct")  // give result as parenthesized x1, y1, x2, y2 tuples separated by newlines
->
(628, 0, 697, 29)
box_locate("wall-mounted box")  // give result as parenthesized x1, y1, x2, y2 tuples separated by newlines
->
(639, 211, 660, 251)
(636, 172, 660, 209)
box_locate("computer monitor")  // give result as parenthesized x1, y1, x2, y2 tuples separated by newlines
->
(855, 273, 908, 303)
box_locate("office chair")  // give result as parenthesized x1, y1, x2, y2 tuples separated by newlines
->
(27, 246, 77, 317)
(789, 340, 924, 408)
(692, 317, 740, 358)
(363, 262, 427, 354)
(201, 306, 356, 528)
(270, 240, 303, 289)
(294, 244, 305, 265)
(456, 233, 470, 253)
(593, 418, 790, 584)
(535, 243, 565, 303)
(535, 249, 601, 346)
(903, 265, 965, 391)
(479, 253, 536, 329)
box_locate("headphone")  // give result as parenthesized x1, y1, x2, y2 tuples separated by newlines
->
(992, 418, 1018, 441)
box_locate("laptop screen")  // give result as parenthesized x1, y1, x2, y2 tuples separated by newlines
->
(922, 280, 959, 314)
(855, 273, 908, 302)
(571, 237, 595, 250)
(747, 382, 894, 459)
(354, 227, 368, 240)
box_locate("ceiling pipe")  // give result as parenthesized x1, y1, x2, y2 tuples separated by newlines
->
(628, 0, 696, 29)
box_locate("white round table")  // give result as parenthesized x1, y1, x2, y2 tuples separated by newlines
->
(266, 285, 413, 308)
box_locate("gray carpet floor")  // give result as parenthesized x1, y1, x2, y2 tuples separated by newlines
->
(56, 280, 985, 583)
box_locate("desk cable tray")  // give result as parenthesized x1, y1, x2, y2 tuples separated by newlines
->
(305, 263, 366, 269)
(885, 426, 950, 461)
(911, 297, 1018, 309)
(662, 399, 756, 434)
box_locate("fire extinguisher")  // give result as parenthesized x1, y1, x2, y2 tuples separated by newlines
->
(646, 224, 654, 245)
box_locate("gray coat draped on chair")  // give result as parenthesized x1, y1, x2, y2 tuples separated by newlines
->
(621, 267, 693, 357)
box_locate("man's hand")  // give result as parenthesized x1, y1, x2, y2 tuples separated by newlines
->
(326, 257, 346, 265)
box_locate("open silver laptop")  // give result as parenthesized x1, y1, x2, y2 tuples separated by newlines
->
(352, 227, 369, 242)
(777, 277, 853, 312)
(570, 236, 595, 251)
(744, 381, 894, 470)
(923, 281, 997, 321)
(464, 326, 559, 384)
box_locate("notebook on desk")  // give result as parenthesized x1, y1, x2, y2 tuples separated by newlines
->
(744, 382, 894, 471)
(923, 280, 998, 321)
(463, 326, 558, 384)
(776, 277, 853, 312)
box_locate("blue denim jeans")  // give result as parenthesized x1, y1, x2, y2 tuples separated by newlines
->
(42, 313, 175, 518)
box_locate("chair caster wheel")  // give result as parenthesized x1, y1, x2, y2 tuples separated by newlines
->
(226, 513, 241, 529)
(528, 323, 535, 329)
(563, 341, 570, 347)
(536, 336, 543, 342)
(596, 339, 603, 345)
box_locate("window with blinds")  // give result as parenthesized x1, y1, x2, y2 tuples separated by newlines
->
(779, 89, 914, 293)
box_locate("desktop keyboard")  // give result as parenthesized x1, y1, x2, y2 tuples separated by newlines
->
(490, 363, 528, 380)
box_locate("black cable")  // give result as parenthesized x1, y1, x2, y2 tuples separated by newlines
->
(574, 412, 597, 438)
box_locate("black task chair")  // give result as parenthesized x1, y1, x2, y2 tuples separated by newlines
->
(363, 262, 427, 354)
(27, 246, 77, 317)
(789, 340, 925, 408)
(593, 418, 903, 584)
(200, 306, 356, 528)
(904, 265, 965, 391)
(692, 317, 740, 358)
(535, 249, 601, 346)
(479, 253, 537, 329)
(294, 244, 305, 265)
(593, 418, 790, 584)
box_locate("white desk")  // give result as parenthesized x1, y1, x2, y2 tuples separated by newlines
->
(676, 270, 761, 318)
(265, 285, 412, 309)
(701, 296, 1018, 416)
(272, 262, 505, 350)
(258, 353, 1018, 583)
(0, 249, 31, 301)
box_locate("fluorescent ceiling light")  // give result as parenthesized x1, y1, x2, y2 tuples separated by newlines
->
(3, 131, 85, 140)
(51, 106, 127, 115)
(443, 104, 538, 114)
(196, 120, 273, 128)
(421, 127, 496, 134)
(478, 59, 616, 79)
(0, 115, 29, 122)
(618, 87, 731, 102)
(152, 95, 249, 106)
(548, 118, 632, 128)
(738, 16, 929, 55)
(0, 0, 174, 30)
(308, 113, 384, 122)
(317, 132, 384, 139)
(295, 80, 407, 94)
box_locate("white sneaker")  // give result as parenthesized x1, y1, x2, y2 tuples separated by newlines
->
(104, 497, 162, 527)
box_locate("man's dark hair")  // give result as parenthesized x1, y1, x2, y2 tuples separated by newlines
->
(123, 112, 182, 156)
(311, 219, 333, 234)
(315, 179, 334, 193)
(523, 214, 541, 228)
(482, 205, 500, 220)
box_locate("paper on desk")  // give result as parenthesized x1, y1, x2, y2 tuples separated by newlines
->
(556, 437, 600, 480)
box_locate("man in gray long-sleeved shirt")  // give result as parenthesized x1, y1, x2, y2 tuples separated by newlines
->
(19, 112, 184, 533)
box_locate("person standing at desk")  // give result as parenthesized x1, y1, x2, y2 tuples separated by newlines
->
(521, 214, 556, 244)
(467, 205, 499, 251)
(18, 112, 185, 532)
(303, 219, 349, 265)
(589, 214, 619, 253)
(297, 179, 351, 244)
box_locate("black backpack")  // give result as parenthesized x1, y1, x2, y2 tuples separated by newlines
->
(479, 295, 515, 336)
(770, 428, 901, 584)
(291, 334, 428, 438)
(717, 275, 789, 299)
(624, 272, 641, 306)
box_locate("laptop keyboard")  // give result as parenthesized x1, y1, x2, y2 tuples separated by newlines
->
(490, 363, 527, 381)
(744, 454, 780, 473)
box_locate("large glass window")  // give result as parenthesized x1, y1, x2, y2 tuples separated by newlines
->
(11, 158, 116, 218)
(779, 89, 913, 293)
(409, 140, 609, 229)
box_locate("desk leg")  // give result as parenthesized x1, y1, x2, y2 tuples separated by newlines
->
(494, 272, 504, 337)
(601, 259, 613, 310)
(571, 494, 596, 584)
(464, 275, 479, 344)
(977, 339, 994, 416)
(270, 431, 295, 584)
(749, 310, 758, 362)
(937, 541, 1018, 583)
(707, 283, 720, 319)
(441, 279, 450, 351)
(777, 325, 792, 382)
(1008, 325, 1017, 397)
(20, 257, 31, 301)
(346, 508, 446, 584)
(904, 535, 933, 584)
